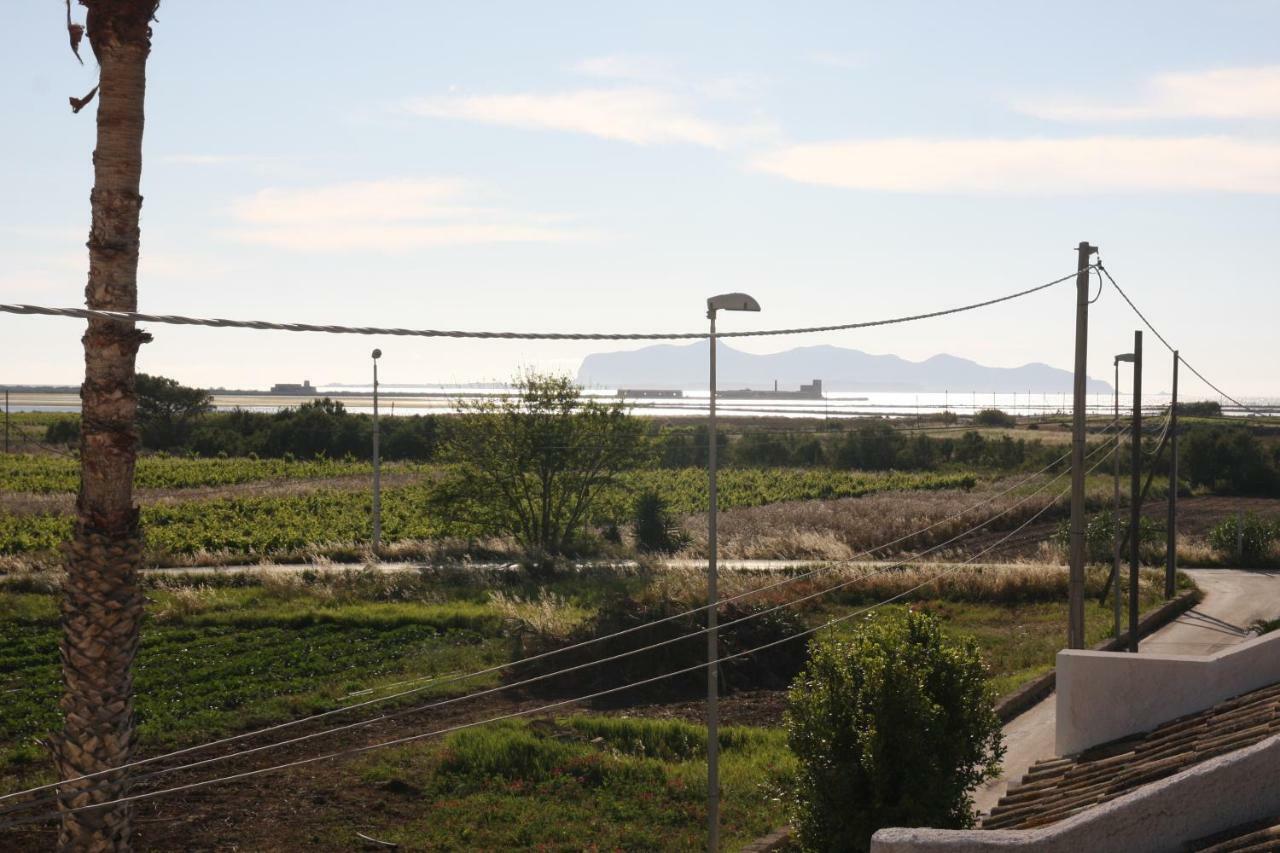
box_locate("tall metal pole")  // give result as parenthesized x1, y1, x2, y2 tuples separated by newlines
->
(1166, 352, 1179, 598)
(3, 389, 8, 454)
(706, 312, 720, 852)
(1113, 360, 1122, 640)
(371, 350, 382, 552)
(1129, 331, 1143, 653)
(1068, 241, 1097, 649)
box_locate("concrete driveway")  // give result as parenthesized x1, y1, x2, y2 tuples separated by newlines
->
(974, 568, 1280, 815)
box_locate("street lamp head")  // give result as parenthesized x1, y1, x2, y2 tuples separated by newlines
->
(706, 292, 761, 317)
(1114, 353, 1135, 364)
(371, 348, 382, 360)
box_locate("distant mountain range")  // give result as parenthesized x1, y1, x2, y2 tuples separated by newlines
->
(577, 341, 1111, 394)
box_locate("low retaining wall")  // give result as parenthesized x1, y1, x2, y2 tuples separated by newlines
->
(871, 734, 1280, 853)
(992, 590, 1199, 724)
(1056, 628, 1280, 756)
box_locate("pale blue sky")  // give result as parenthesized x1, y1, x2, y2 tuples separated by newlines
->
(2, 1, 1277, 396)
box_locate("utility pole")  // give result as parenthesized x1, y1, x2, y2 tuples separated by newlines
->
(1112, 358, 1123, 640)
(1068, 241, 1097, 649)
(1166, 352, 1179, 598)
(371, 349, 382, 552)
(3, 389, 8, 453)
(1129, 330, 1143, 653)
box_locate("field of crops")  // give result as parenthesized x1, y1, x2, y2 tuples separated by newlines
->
(0, 454, 422, 493)
(0, 467, 976, 562)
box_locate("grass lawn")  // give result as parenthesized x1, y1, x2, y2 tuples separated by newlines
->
(343, 717, 794, 851)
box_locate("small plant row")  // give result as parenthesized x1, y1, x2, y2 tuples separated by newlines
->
(0, 453, 429, 494)
(0, 468, 974, 559)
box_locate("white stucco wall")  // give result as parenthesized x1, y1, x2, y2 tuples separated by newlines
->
(1055, 629, 1280, 756)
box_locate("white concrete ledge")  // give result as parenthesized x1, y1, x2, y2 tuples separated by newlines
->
(871, 734, 1280, 853)
(1056, 629, 1280, 756)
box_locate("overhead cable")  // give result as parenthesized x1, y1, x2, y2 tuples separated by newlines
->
(0, 454, 1110, 830)
(1099, 263, 1266, 416)
(0, 268, 1084, 342)
(0, 431, 1124, 816)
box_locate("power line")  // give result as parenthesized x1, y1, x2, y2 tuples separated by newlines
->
(0, 449, 1071, 808)
(0, 439, 1096, 808)
(0, 268, 1084, 343)
(0, 432, 1124, 816)
(0, 455, 1102, 831)
(1099, 262, 1266, 416)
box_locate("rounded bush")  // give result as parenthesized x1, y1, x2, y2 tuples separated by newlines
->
(1209, 513, 1278, 565)
(786, 610, 1004, 852)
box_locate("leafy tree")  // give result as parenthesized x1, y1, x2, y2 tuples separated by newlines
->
(786, 611, 1004, 852)
(1182, 427, 1279, 496)
(952, 430, 986, 465)
(136, 373, 213, 449)
(901, 432, 937, 469)
(733, 432, 794, 467)
(835, 420, 902, 470)
(431, 373, 645, 561)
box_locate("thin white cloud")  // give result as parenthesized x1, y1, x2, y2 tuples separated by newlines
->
(753, 137, 1280, 194)
(1020, 65, 1280, 121)
(229, 179, 580, 251)
(162, 154, 264, 166)
(0, 251, 85, 296)
(402, 88, 729, 148)
(809, 51, 867, 71)
(574, 55, 675, 84)
(576, 55, 764, 101)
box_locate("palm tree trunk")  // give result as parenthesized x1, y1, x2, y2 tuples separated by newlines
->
(56, 5, 156, 850)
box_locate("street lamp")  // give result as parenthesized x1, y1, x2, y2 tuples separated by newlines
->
(372, 348, 382, 553)
(705, 292, 760, 852)
(1111, 352, 1135, 641)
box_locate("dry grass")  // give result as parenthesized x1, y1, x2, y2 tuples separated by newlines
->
(149, 582, 235, 621)
(637, 561, 1141, 612)
(677, 480, 1072, 561)
(489, 589, 590, 640)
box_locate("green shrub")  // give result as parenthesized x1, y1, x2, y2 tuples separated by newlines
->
(566, 716, 704, 761)
(44, 417, 80, 445)
(973, 408, 1015, 428)
(632, 490, 688, 553)
(1208, 513, 1278, 564)
(786, 610, 1003, 852)
(517, 594, 807, 701)
(1054, 510, 1163, 564)
(438, 723, 577, 785)
(1175, 401, 1222, 417)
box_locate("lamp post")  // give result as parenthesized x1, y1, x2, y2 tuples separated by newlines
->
(705, 292, 760, 852)
(1112, 352, 1135, 641)
(371, 348, 382, 553)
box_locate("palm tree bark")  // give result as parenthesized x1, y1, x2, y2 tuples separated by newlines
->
(56, 3, 157, 851)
